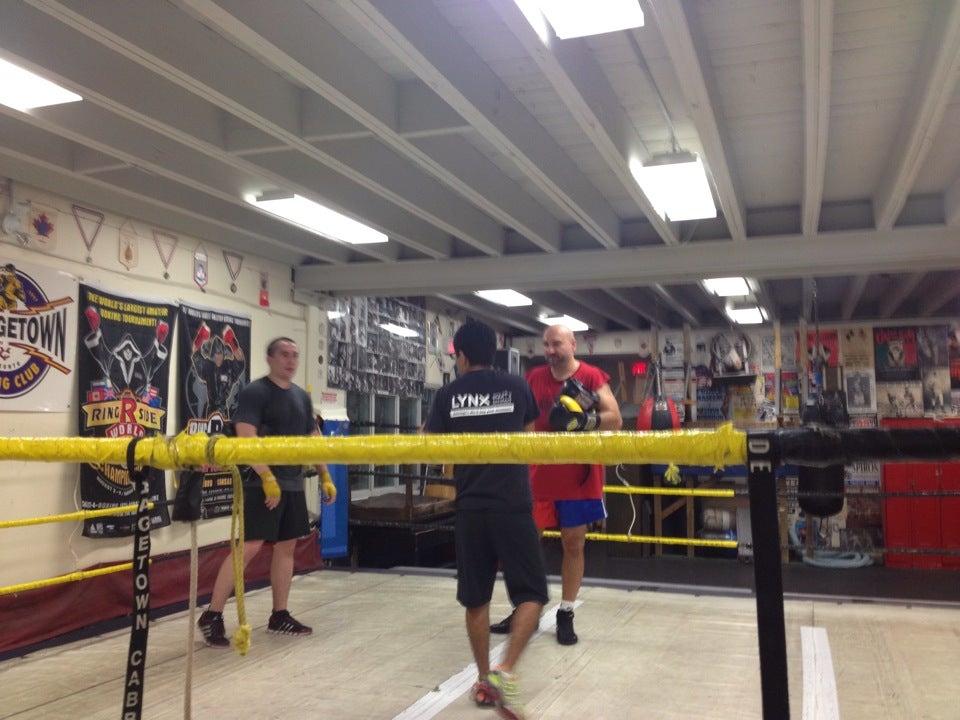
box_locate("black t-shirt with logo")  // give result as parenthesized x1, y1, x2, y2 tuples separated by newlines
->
(425, 368, 539, 512)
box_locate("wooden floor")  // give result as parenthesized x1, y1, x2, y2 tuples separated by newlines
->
(1, 570, 958, 719)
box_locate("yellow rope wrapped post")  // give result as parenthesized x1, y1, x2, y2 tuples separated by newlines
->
(228, 464, 251, 656)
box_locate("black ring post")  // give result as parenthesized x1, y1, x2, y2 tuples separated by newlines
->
(747, 431, 789, 720)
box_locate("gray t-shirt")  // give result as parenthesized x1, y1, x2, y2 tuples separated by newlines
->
(233, 377, 316, 491)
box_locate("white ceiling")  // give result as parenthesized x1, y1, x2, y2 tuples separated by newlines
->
(1, 0, 959, 334)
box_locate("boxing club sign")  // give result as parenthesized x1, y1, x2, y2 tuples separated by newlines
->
(0, 260, 77, 412)
(77, 285, 174, 537)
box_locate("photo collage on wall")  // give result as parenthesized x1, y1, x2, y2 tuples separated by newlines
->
(326, 297, 426, 397)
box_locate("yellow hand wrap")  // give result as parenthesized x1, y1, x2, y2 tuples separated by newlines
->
(320, 468, 337, 502)
(260, 469, 281, 500)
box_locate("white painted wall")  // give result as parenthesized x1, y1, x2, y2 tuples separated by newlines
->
(0, 182, 312, 586)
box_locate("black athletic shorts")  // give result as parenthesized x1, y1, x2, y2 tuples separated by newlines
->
(243, 487, 311, 543)
(455, 510, 549, 609)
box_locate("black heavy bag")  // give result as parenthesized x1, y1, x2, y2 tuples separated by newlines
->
(637, 360, 681, 431)
(798, 390, 849, 517)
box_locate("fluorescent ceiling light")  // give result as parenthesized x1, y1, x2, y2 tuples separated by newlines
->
(539, 314, 589, 332)
(518, 0, 644, 40)
(629, 153, 717, 222)
(703, 277, 751, 297)
(379, 322, 418, 338)
(327, 310, 344, 320)
(725, 305, 768, 325)
(248, 192, 388, 245)
(474, 289, 533, 307)
(0, 57, 82, 111)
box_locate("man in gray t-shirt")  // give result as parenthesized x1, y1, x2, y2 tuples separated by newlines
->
(198, 337, 336, 647)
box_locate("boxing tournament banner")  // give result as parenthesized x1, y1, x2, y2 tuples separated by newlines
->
(176, 303, 250, 519)
(0, 260, 77, 411)
(77, 285, 174, 537)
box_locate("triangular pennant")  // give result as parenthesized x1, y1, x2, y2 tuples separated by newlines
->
(153, 229, 178, 270)
(72, 204, 104, 254)
(118, 220, 139, 270)
(222, 250, 243, 282)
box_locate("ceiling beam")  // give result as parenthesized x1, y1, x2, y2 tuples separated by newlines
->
(643, 1, 747, 242)
(872, 0, 960, 230)
(527, 292, 610, 332)
(919, 274, 960, 316)
(754, 281, 780, 322)
(879, 272, 926, 318)
(18, 0, 511, 257)
(841, 275, 870, 320)
(559, 290, 640, 330)
(946, 175, 960, 226)
(801, 0, 833, 236)
(488, 0, 677, 247)
(338, 0, 620, 249)
(802, 278, 815, 321)
(650, 285, 701, 327)
(297, 225, 960, 296)
(166, 0, 561, 253)
(603, 288, 672, 328)
(435, 295, 540, 335)
(0, 145, 314, 266)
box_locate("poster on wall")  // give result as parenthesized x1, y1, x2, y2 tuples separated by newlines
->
(949, 323, 960, 389)
(759, 333, 776, 372)
(77, 285, 174, 537)
(780, 331, 798, 371)
(177, 304, 250, 519)
(658, 330, 684, 368)
(921, 368, 951, 414)
(844, 367, 877, 414)
(874, 327, 919, 382)
(781, 371, 800, 414)
(840, 326, 873, 367)
(802, 329, 839, 368)
(0, 260, 77, 411)
(876, 381, 923, 418)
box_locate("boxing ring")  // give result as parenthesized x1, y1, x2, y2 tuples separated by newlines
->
(1, 425, 959, 719)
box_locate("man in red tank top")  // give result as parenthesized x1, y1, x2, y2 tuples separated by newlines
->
(491, 324, 622, 646)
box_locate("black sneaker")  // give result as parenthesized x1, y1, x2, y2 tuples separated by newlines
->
(489, 609, 515, 635)
(267, 610, 313, 636)
(556, 608, 578, 646)
(197, 610, 229, 649)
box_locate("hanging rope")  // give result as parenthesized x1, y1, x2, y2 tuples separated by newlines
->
(228, 463, 251, 656)
(183, 521, 199, 719)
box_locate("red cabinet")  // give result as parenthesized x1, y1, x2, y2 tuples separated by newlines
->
(881, 418, 960, 569)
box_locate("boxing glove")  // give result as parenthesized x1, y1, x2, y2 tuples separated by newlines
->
(192, 322, 211, 352)
(84, 306, 101, 332)
(156, 320, 169, 345)
(222, 325, 240, 355)
(549, 394, 600, 431)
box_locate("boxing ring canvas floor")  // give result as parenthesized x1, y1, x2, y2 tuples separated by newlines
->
(1, 569, 958, 720)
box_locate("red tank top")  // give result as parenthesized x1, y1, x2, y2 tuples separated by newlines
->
(526, 361, 610, 500)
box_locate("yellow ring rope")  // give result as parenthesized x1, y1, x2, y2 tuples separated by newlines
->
(542, 531, 737, 549)
(603, 486, 735, 498)
(0, 503, 154, 529)
(0, 561, 136, 596)
(0, 425, 746, 468)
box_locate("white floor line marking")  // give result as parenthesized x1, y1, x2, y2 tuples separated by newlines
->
(801, 625, 840, 720)
(392, 601, 581, 720)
